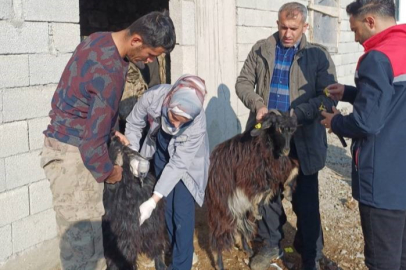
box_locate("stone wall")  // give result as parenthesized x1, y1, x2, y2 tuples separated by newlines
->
(0, 0, 80, 265)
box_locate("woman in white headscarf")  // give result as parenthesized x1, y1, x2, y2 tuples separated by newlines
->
(124, 74, 209, 270)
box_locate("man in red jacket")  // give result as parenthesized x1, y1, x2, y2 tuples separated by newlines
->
(321, 0, 406, 269)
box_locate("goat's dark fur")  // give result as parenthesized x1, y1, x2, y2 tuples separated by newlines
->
(103, 137, 166, 270)
(206, 110, 299, 270)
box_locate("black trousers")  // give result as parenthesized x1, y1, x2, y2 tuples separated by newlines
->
(257, 170, 323, 268)
(359, 203, 406, 270)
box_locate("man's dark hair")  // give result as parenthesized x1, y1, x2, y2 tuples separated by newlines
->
(127, 11, 176, 53)
(346, 0, 396, 19)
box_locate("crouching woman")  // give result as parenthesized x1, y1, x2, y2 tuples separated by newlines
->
(124, 75, 209, 270)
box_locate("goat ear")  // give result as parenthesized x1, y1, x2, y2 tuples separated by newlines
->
(250, 127, 262, 137)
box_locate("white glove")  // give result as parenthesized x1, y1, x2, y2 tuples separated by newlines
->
(139, 197, 156, 225)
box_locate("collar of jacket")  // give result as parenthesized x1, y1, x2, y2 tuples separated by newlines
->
(263, 32, 308, 69)
(362, 24, 406, 53)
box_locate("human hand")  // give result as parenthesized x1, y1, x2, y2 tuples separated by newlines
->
(320, 106, 341, 130)
(105, 165, 123, 184)
(114, 131, 130, 146)
(139, 197, 157, 225)
(256, 106, 268, 122)
(325, 83, 345, 101)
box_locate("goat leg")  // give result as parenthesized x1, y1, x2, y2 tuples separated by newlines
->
(242, 236, 253, 257)
(217, 250, 224, 270)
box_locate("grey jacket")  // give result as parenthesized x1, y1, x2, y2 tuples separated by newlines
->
(125, 84, 210, 206)
(236, 33, 337, 175)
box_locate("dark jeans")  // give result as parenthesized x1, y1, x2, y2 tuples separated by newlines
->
(257, 170, 323, 268)
(165, 181, 195, 270)
(359, 203, 406, 270)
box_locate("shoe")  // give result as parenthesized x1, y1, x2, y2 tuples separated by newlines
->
(250, 246, 283, 270)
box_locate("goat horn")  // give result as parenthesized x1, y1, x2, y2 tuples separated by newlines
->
(268, 109, 282, 116)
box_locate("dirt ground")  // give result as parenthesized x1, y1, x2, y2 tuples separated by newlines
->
(137, 129, 367, 270)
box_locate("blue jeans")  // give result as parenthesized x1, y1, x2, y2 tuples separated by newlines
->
(165, 181, 195, 270)
(359, 203, 406, 270)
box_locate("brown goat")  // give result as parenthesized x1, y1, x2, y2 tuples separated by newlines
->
(206, 110, 299, 270)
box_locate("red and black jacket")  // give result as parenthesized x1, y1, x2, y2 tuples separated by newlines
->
(331, 24, 406, 210)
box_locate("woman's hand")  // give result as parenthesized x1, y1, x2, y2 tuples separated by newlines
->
(114, 131, 130, 146)
(139, 194, 161, 225)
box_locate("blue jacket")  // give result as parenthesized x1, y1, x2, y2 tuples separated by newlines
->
(331, 24, 406, 210)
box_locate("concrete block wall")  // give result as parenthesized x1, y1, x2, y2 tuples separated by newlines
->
(169, 0, 197, 81)
(235, 0, 363, 127)
(0, 0, 80, 264)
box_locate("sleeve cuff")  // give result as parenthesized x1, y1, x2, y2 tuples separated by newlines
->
(153, 191, 163, 198)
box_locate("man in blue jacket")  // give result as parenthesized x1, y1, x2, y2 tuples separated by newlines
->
(321, 0, 406, 269)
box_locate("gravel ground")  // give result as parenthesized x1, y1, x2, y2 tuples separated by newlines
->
(137, 130, 367, 270)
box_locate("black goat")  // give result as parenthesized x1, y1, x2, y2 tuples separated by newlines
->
(206, 110, 299, 270)
(103, 137, 166, 270)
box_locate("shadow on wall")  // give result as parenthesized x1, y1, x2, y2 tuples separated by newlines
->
(205, 84, 241, 152)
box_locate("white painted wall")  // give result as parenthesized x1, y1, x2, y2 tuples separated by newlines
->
(0, 0, 80, 265)
(398, 0, 406, 23)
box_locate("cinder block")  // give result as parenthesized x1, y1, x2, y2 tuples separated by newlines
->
(0, 159, 5, 193)
(169, 0, 183, 47)
(237, 26, 274, 44)
(338, 42, 361, 54)
(170, 45, 184, 82)
(0, 225, 12, 262)
(29, 180, 53, 215)
(340, 0, 353, 9)
(237, 0, 306, 12)
(0, 55, 29, 89)
(336, 64, 347, 77)
(339, 75, 356, 86)
(236, 0, 274, 11)
(0, 89, 3, 124)
(3, 85, 55, 123)
(5, 150, 45, 190)
(0, 21, 48, 54)
(237, 43, 252, 62)
(0, 0, 12, 20)
(237, 61, 244, 75)
(181, 1, 195, 45)
(12, 209, 57, 253)
(182, 46, 196, 75)
(237, 8, 276, 27)
(24, 0, 79, 23)
(0, 186, 29, 227)
(340, 31, 355, 43)
(29, 54, 71, 85)
(28, 117, 50, 151)
(331, 54, 342, 66)
(0, 121, 29, 158)
(51, 23, 80, 53)
(340, 20, 351, 31)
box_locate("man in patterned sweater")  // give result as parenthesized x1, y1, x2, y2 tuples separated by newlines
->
(40, 11, 175, 270)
